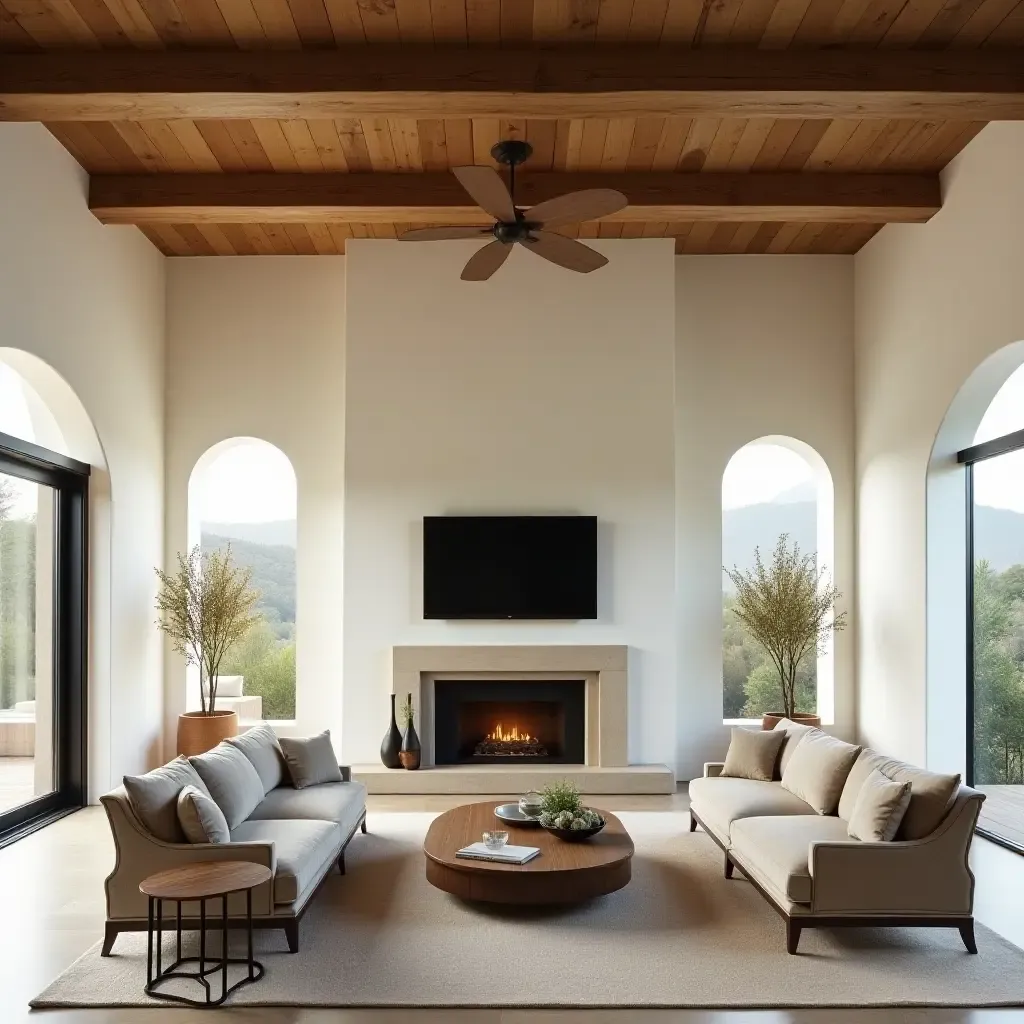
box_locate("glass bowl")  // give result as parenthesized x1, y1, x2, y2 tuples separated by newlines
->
(518, 791, 544, 818)
(482, 830, 509, 850)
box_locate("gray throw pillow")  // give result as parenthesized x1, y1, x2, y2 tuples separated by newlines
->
(721, 727, 786, 782)
(177, 784, 231, 844)
(189, 741, 265, 829)
(279, 730, 343, 789)
(226, 722, 286, 794)
(780, 729, 862, 815)
(123, 756, 211, 843)
(847, 768, 912, 842)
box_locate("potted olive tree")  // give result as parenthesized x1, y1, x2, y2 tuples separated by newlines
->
(724, 534, 847, 731)
(156, 545, 262, 756)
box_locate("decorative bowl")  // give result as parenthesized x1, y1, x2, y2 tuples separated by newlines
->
(482, 830, 509, 849)
(494, 803, 541, 827)
(540, 819, 606, 843)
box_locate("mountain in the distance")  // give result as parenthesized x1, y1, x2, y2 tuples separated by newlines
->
(201, 520, 296, 547)
(723, 499, 1024, 580)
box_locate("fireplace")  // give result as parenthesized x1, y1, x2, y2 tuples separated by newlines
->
(433, 679, 586, 765)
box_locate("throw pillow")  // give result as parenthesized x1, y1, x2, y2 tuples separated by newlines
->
(780, 729, 862, 815)
(720, 727, 786, 782)
(177, 784, 231, 844)
(846, 768, 912, 842)
(189, 741, 265, 829)
(123, 756, 211, 844)
(838, 748, 960, 838)
(226, 722, 286, 794)
(772, 717, 819, 778)
(279, 730, 343, 789)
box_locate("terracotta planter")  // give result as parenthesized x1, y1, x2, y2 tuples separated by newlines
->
(761, 712, 821, 731)
(177, 710, 238, 757)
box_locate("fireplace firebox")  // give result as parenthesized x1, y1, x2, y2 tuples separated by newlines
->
(433, 680, 586, 765)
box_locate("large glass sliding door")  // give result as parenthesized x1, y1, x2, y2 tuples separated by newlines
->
(0, 433, 88, 845)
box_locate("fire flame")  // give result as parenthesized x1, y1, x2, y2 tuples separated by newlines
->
(487, 723, 535, 743)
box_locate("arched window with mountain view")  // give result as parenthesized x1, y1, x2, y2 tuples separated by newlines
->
(722, 437, 835, 723)
(188, 439, 297, 723)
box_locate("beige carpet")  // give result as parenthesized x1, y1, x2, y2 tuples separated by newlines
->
(32, 812, 1024, 1009)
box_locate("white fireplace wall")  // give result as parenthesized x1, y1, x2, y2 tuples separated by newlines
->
(343, 240, 679, 769)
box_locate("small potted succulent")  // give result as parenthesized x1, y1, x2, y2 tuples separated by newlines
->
(537, 780, 605, 842)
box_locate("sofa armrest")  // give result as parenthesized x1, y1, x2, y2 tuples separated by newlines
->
(704, 762, 725, 778)
(339, 764, 352, 782)
(808, 788, 984, 916)
(101, 791, 276, 921)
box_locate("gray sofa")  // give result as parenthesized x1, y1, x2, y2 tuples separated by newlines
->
(100, 725, 367, 955)
(688, 723, 985, 954)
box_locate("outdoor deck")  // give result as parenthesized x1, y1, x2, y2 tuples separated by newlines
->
(977, 784, 1024, 849)
(0, 757, 34, 814)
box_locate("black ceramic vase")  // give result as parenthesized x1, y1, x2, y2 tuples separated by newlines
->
(400, 710, 421, 771)
(380, 694, 402, 769)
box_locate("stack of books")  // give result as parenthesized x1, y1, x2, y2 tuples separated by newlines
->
(455, 842, 540, 864)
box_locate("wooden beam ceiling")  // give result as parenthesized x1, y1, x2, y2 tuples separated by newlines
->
(4, 49, 1024, 122)
(89, 172, 941, 226)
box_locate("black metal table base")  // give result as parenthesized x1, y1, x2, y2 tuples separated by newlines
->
(145, 890, 265, 1007)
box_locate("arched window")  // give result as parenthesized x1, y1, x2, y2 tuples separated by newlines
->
(960, 361, 1024, 847)
(188, 439, 297, 723)
(722, 436, 835, 722)
(0, 357, 91, 837)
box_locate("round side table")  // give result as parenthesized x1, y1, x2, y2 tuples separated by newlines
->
(139, 860, 272, 1007)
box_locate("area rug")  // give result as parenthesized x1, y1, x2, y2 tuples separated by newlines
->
(32, 811, 1024, 1009)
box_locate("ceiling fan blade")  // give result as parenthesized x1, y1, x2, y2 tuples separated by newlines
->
(399, 226, 492, 241)
(461, 240, 512, 281)
(522, 231, 609, 274)
(453, 166, 516, 222)
(527, 189, 629, 229)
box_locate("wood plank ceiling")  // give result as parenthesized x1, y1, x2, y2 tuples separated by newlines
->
(3, 0, 1020, 256)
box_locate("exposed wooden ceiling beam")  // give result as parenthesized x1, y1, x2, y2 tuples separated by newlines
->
(89, 172, 940, 226)
(2, 48, 1024, 121)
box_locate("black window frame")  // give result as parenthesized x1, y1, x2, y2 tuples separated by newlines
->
(0, 430, 89, 848)
(958, 426, 1024, 854)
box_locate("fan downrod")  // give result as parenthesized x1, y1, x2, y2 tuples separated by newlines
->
(490, 140, 533, 167)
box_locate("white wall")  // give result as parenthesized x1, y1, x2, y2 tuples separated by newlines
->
(162, 246, 858, 778)
(856, 122, 1024, 766)
(0, 124, 165, 795)
(676, 256, 857, 772)
(165, 258, 346, 751)
(342, 240, 680, 769)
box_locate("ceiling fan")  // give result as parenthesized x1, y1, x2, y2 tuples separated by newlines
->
(398, 140, 628, 281)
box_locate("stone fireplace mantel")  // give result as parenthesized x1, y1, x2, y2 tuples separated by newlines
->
(352, 645, 673, 795)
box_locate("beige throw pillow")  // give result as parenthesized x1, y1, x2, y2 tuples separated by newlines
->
(780, 729, 862, 815)
(772, 718, 818, 777)
(847, 768, 912, 842)
(721, 727, 786, 782)
(838, 748, 960, 838)
(177, 784, 231, 844)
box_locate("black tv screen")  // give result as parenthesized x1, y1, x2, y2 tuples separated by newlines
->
(423, 516, 598, 620)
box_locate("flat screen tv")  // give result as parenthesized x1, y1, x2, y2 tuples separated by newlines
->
(423, 515, 598, 620)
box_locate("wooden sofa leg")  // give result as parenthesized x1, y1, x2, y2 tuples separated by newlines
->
(284, 921, 300, 954)
(361, 816, 367, 834)
(724, 854, 734, 879)
(100, 923, 119, 957)
(689, 812, 697, 833)
(786, 919, 802, 955)
(959, 919, 978, 954)
(337, 849, 346, 875)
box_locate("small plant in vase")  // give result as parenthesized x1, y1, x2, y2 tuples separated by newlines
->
(537, 780, 604, 841)
(398, 692, 420, 770)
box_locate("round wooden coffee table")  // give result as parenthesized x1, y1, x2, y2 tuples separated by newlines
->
(423, 801, 633, 905)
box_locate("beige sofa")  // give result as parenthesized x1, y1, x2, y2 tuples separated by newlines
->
(100, 733, 366, 956)
(688, 733, 985, 955)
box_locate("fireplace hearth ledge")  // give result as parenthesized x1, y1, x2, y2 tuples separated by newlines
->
(351, 644, 673, 794)
(350, 762, 675, 795)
